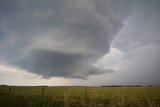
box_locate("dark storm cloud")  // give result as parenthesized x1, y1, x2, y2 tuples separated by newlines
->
(13, 49, 115, 79)
(0, 0, 134, 79)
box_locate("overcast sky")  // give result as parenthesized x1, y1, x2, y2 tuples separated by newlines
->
(0, 0, 160, 86)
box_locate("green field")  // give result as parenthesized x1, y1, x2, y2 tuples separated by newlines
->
(0, 86, 160, 107)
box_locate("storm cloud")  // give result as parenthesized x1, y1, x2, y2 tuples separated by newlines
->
(0, 0, 134, 79)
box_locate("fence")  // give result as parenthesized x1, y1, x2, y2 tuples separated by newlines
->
(4, 86, 153, 102)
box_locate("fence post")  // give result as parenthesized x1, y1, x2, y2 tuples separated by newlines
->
(41, 87, 45, 97)
(147, 86, 151, 98)
(8, 87, 11, 96)
(84, 87, 87, 105)
(147, 86, 152, 104)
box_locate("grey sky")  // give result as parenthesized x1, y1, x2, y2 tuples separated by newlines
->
(0, 0, 160, 85)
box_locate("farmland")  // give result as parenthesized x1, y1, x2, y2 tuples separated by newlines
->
(0, 86, 160, 107)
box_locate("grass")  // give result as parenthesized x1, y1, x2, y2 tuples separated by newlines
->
(0, 86, 160, 107)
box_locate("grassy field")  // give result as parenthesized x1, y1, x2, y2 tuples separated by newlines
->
(0, 86, 160, 107)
